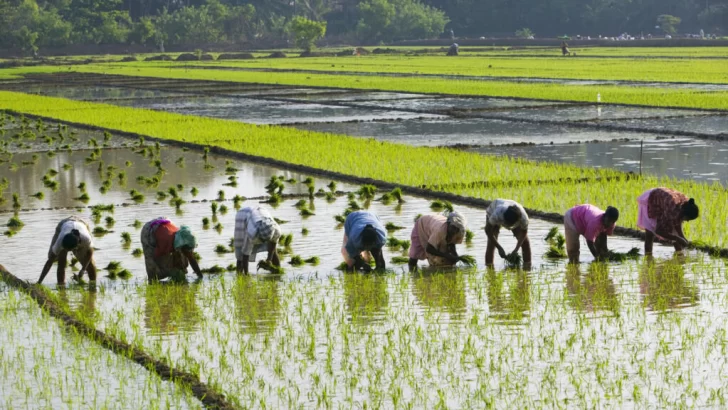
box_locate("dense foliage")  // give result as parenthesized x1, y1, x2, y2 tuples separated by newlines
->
(0, 0, 726, 52)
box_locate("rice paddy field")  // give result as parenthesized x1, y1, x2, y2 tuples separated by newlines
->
(2, 46, 728, 408)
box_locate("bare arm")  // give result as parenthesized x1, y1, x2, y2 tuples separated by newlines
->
(512, 228, 528, 254)
(426, 244, 458, 263)
(485, 223, 506, 258)
(372, 247, 386, 271)
(183, 249, 202, 277)
(76, 248, 94, 279)
(38, 256, 56, 284)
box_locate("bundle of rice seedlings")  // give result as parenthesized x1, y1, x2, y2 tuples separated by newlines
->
(458, 255, 477, 266)
(201, 265, 226, 274)
(257, 260, 284, 274)
(279, 233, 293, 247)
(214, 244, 232, 254)
(391, 256, 410, 264)
(465, 230, 475, 244)
(289, 255, 304, 266)
(304, 256, 320, 265)
(132, 248, 143, 257)
(504, 252, 522, 266)
(274, 218, 288, 225)
(385, 222, 405, 232)
(358, 184, 377, 200)
(430, 200, 453, 213)
(327, 181, 337, 192)
(606, 247, 640, 262)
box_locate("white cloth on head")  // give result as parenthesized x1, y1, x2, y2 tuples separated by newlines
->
(234, 206, 281, 261)
(51, 219, 93, 256)
(486, 199, 529, 230)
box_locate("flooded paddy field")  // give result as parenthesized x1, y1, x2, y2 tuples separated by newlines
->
(4, 75, 728, 408)
(490, 138, 728, 182)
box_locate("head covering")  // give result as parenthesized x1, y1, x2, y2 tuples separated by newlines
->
(173, 225, 197, 250)
(446, 211, 467, 233)
(61, 233, 80, 250)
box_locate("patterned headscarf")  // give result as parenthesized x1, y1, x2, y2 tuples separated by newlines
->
(173, 225, 197, 250)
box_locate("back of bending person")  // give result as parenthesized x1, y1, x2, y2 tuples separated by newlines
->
(141, 217, 201, 282)
(234, 206, 282, 274)
(38, 216, 96, 285)
(564, 205, 619, 263)
(408, 212, 467, 272)
(485, 199, 531, 267)
(342, 211, 387, 272)
(637, 187, 699, 253)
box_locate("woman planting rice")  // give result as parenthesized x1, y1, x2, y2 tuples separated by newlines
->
(234, 206, 282, 274)
(637, 188, 699, 254)
(408, 212, 467, 272)
(564, 205, 619, 263)
(38, 216, 97, 285)
(341, 211, 387, 272)
(141, 217, 201, 282)
(485, 199, 531, 268)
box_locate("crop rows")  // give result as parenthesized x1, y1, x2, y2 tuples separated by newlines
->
(2, 91, 727, 248)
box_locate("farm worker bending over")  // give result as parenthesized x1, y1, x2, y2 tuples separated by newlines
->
(342, 211, 387, 272)
(485, 199, 531, 267)
(234, 206, 282, 274)
(564, 205, 619, 263)
(637, 188, 699, 254)
(408, 212, 467, 272)
(38, 216, 97, 285)
(141, 217, 201, 282)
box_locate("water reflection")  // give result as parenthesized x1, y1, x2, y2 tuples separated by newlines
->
(57, 284, 98, 321)
(565, 263, 619, 315)
(412, 269, 467, 319)
(232, 275, 281, 334)
(343, 273, 389, 325)
(486, 268, 530, 323)
(144, 282, 201, 335)
(640, 254, 700, 312)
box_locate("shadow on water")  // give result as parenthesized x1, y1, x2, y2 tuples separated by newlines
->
(232, 275, 282, 334)
(640, 254, 700, 312)
(144, 281, 201, 335)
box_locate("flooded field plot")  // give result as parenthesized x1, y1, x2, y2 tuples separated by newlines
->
(491, 104, 711, 122)
(491, 138, 728, 182)
(601, 115, 728, 136)
(0, 284, 201, 409)
(297, 117, 649, 146)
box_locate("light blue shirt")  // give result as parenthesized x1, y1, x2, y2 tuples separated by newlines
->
(344, 211, 386, 258)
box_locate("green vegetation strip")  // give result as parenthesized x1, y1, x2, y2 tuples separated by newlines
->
(72, 64, 728, 111)
(0, 264, 235, 410)
(1, 91, 727, 249)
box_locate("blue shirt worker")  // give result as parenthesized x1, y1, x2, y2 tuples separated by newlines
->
(341, 211, 387, 272)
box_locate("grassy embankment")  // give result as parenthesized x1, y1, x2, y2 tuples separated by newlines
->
(1, 91, 726, 247)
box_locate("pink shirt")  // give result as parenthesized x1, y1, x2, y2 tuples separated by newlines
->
(568, 205, 614, 242)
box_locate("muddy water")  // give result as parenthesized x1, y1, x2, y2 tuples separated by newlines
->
(0, 284, 201, 408)
(492, 104, 711, 122)
(601, 114, 728, 135)
(490, 138, 728, 182)
(345, 96, 571, 111)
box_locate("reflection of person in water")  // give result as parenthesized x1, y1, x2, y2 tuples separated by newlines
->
(343, 272, 389, 325)
(485, 268, 530, 323)
(640, 254, 699, 312)
(565, 263, 618, 315)
(144, 282, 201, 335)
(57, 284, 98, 320)
(412, 271, 466, 319)
(232, 275, 282, 334)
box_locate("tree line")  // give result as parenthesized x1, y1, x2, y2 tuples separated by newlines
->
(1, 0, 726, 54)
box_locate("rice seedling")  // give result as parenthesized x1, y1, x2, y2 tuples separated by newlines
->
(279, 233, 293, 247)
(30, 191, 44, 200)
(430, 200, 454, 213)
(606, 248, 641, 262)
(131, 248, 143, 257)
(105, 216, 115, 227)
(223, 176, 237, 187)
(129, 189, 145, 203)
(385, 222, 405, 232)
(156, 191, 168, 200)
(274, 218, 288, 225)
(504, 252, 523, 267)
(210, 202, 218, 215)
(289, 255, 304, 266)
(201, 265, 226, 274)
(391, 256, 410, 264)
(232, 195, 244, 209)
(202, 217, 210, 228)
(213, 222, 223, 233)
(301, 227, 309, 236)
(214, 244, 233, 254)
(300, 208, 315, 217)
(358, 185, 377, 200)
(6, 215, 24, 228)
(219, 204, 228, 215)
(262, 193, 282, 206)
(327, 181, 337, 192)
(465, 230, 475, 244)
(304, 256, 320, 265)
(544, 227, 567, 259)
(257, 260, 284, 274)
(458, 255, 477, 266)
(217, 190, 225, 201)
(387, 237, 410, 252)
(190, 187, 199, 197)
(12, 193, 21, 209)
(76, 192, 90, 202)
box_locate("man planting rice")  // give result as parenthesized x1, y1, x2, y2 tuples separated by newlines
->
(38, 216, 97, 285)
(141, 217, 201, 282)
(485, 199, 531, 268)
(564, 204, 619, 263)
(408, 212, 467, 272)
(342, 211, 387, 272)
(234, 206, 282, 274)
(637, 188, 699, 254)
